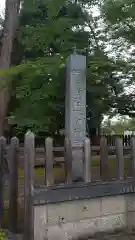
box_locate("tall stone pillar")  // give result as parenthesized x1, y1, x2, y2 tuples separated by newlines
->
(65, 54, 86, 181)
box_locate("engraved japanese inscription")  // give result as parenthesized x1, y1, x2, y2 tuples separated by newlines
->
(65, 54, 86, 180)
(70, 70, 86, 147)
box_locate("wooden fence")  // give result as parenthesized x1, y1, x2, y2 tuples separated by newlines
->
(2, 142, 134, 168)
(1, 131, 135, 239)
(6, 133, 135, 147)
(104, 134, 134, 146)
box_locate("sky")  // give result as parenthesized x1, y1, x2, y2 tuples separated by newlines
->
(0, 0, 5, 14)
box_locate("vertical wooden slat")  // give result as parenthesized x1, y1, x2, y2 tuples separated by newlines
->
(100, 137, 108, 181)
(24, 131, 34, 240)
(124, 135, 127, 146)
(131, 137, 135, 178)
(45, 137, 54, 186)
(116, 137, 124, 180)
(64, 137, 72, 184)
(128, 135, 131, 146)
(0, 136, 6, 227)
(8, 137, 19, 233)
(84, 137, 91, 182)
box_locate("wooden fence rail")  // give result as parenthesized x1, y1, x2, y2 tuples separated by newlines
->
(1, 144, 134, 168)
(105, 134, 134, 146)
(7, 144, 135, 153)
(1, 132, 135, 239)
(7, 134, 134, 147)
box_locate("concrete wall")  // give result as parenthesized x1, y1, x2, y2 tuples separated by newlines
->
(34, 194, 135, 240)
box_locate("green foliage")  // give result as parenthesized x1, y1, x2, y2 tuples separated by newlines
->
(102, 116, 135, 134)
(0, 230, 6, 240)
(101, 0, 135, 117)
(102, 0, 135, 45)
(3, 0, 135, 134)
(7, 0, 88, 133)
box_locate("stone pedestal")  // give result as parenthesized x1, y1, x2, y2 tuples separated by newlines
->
(65, 54, 86, 181)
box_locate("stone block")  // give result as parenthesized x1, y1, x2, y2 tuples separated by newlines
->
(47, 199, 101, 225)
(125, 194, 135, 212)
(34, 206, 47, 240)
(99, 213, 126, 231)
(101, 196, 125, 216)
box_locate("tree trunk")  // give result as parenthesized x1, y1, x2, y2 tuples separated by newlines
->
(0, 0, 20, 136)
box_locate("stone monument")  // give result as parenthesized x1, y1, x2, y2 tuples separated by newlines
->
(65, 53, 86, 180)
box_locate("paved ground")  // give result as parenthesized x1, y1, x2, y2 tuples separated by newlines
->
(7, 234, 23, 240)
(76, 230, 135, 240)
(5, 230, 135, 240)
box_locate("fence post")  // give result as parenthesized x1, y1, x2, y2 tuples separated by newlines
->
(131, 137, 135, 178)
(0, 137, 6, 227)
(116, 137, 124, 180)
(100, 137, 108, 181)
(45, 137, 54, 186)
(64, 137, 72, 184)
(24, 131, 35, 240)
(8, 137, 19, 233)
(84, 137, 91, 182)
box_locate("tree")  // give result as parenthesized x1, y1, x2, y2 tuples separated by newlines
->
(101, 0, 135, 117)
(102, 116, 135, 134)
(7, 0, 88, 134)
(0, 0, 20, 135)
(2, 0, 134, 136)
(102, 117, 129, 134)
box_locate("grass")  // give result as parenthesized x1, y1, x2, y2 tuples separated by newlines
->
(18, 158, 131, 181)
(2, 201, 24, 230)
(18, 158, 131, 175)
(0, 230, 6, 240)
(18, 165, 65, 184)
(16, 159, 132, 185)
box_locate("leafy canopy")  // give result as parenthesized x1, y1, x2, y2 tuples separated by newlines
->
(4, 0, 135, 134)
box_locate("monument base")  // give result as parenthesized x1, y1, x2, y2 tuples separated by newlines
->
(72, 148, 84, 181)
